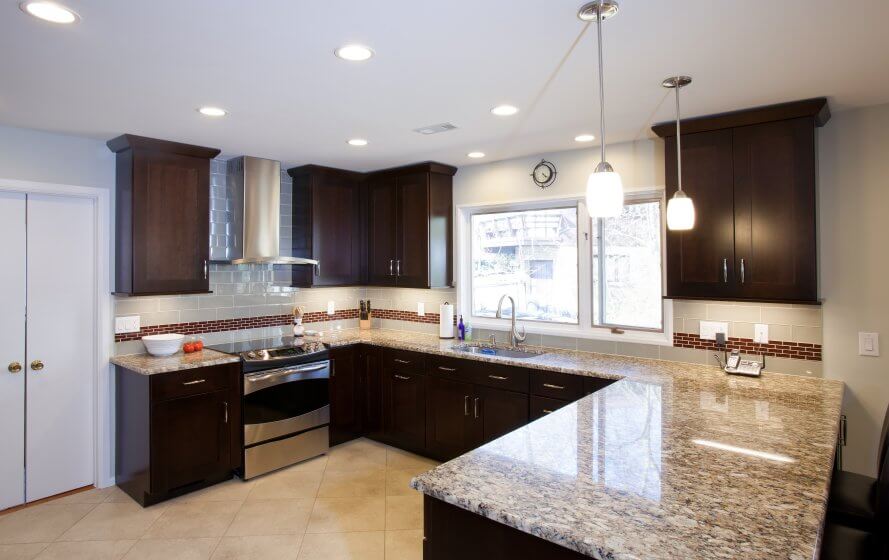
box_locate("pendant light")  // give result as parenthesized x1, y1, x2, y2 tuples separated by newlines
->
(579, 0, 623, 218)
(663, 76, 695, 230)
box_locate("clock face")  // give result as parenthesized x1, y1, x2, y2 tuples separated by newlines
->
(532, 160, 556, 188)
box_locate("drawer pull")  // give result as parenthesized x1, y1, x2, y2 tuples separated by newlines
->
(437, 366, 456, 372)
(394, 359, 411, 365)
(542, 409, 554, 414)
(473, 397, 480, 419)
(182, 379, 206, 386)
(542, 383, 565, 390)
(488, 375, 508, 381)
(394, 374, 411, 381)
(464, 395, 470, 416)
(223, 401, 229, 423)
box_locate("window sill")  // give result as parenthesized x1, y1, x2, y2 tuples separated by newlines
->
(466, 317, 673, 346)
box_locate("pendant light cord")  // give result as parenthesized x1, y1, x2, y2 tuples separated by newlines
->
(675, 81, 682, 192)
(596, 0, 606, 165)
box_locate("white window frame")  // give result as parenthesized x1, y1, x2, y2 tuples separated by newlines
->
(456, 191, 672, 346)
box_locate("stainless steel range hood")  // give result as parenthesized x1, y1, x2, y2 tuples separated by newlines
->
(224, 156, 318, 266)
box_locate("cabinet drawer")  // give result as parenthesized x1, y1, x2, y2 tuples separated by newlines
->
(583, 376, 616, 395)
(530, 395, 570, 421)
(384, 349, 426, 376)
(427, 355, 474, 380)
(151, 364, 233, 402)
(466, 362, 528, 393)
(530, 370, 584, 401)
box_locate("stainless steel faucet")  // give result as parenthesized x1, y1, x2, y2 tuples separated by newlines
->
(496, 294, 526, 348)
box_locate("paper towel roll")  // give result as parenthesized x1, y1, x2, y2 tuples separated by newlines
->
(439, 303, 455, 339)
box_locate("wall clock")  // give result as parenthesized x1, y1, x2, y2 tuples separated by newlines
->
(531, 159, 557, 188)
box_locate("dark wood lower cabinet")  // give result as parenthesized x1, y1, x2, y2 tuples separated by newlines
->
(475, 386, 528, 445)
(382, 359, 428, 453)
(115, 363, 241, 506)
(330, 347, 361, 446)
(426, 376, 476, 459)
(530, 395, 570, 421)
(424, 496, 587, 560)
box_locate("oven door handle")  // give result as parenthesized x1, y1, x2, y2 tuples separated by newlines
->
(244, 362, 329, 395)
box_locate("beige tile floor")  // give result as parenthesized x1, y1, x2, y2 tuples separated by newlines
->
(0, 439, 437, 560)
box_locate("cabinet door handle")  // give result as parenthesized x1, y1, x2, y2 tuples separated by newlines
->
(8, 362, 22, 374)
(394, 359, 411, 365)
(473, 397, 480, 419)
(223, 401, 229, 423)
(437, 366, 456, 372)
(542, 409, 554, 414)
(30, 360, 44, 371)
(204, 259, 208, 280)
(488, 375, 508, 381)
(314, 262, 321, 277)
(394, 374, 411, 381)
(740, 258, 746, 284)
(389, 260, 394, 276)
(396, 260, 401, 276)
(722, 258, 728, 283)
(542, 383, 565, 390)
(182, 379, 206, 386)
(464, 395, 470, 416)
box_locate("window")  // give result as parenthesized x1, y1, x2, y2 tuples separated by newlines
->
(470, 207, 578, 324)
(592, 199, 663, 331)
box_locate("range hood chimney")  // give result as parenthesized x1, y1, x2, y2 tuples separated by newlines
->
(225, 156, 318, 266)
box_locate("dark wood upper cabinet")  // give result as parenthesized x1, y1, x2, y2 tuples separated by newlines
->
(108, 134, 220, 296)
(288, 165, 364, 287)
(366, 162, 457, 288)
(654, 98, 828, 303)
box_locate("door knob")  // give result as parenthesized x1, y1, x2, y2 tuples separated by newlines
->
(8, 362, 22, 373)
(30, 360, 44, 371)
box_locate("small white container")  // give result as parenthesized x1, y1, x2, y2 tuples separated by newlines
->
(142, 333, 185, 357)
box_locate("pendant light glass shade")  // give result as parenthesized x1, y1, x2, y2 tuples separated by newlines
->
(667, 190, 695, 230)
(587, 164, 624, 218)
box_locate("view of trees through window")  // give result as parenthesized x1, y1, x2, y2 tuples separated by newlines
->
(471, 207, 578, 323)
(593, 200, 663, 330)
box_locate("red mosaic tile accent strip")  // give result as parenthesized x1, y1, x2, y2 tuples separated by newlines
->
(114, 308, 455, 342)
(673, 332, 822, 362)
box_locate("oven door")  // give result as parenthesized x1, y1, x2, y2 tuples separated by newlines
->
(243, 360, 330, 446)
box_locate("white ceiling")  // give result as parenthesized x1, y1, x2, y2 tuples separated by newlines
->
(2, 0, 888, 171)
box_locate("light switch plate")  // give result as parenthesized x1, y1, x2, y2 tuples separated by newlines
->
(859, 332, 880, 356)
(327, 301, 335, 316)
(699, 321, 729, 341)
(115, 315, 141, 334)
(754, 323, 769, 344)
(417, 302, 425, 316)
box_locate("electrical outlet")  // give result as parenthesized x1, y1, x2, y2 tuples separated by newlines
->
(327, 301, 335, 316)
(417, 302, 425, 316)
(699, 321, 729, 341)
(859, 332, 880, 357)
(114, 315, 141, 334)
(754, 324, 769, 344)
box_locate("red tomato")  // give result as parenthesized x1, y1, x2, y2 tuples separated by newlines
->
(194, 341, 204, 351)
(183, 343, 196, 353)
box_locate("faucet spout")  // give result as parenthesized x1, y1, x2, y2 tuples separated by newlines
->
(495, 294, 526, 348)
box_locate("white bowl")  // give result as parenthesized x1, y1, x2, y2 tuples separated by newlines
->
(142, 333, 185, 357)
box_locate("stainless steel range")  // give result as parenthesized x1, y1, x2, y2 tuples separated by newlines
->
(206, 337, 329, 479)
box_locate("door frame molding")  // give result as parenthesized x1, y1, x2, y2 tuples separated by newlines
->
(0, 178, 113, 490)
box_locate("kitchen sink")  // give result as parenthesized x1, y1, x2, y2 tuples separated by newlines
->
(452, 344, 545, 359)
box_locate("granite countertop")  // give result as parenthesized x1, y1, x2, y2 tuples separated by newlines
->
(110, 348, 240, 374)
(113, 328, 844, 558)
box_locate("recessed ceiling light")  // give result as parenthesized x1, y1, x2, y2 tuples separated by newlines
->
(491, 104, 519, 117)
(197, 106, 227, 117)
(335, 44, 374, 62)
(575, 134, 595, 142)
(19, 1, 79, 24)
(347, 138, 368, 147)
(467, 152, 486, 159)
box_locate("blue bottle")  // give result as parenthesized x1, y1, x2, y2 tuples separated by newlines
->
(457, 315, 465, 341)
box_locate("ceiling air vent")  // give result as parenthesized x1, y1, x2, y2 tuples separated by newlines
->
(413, 123, 458, 135)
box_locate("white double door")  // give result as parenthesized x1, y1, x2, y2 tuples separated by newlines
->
(0, 191, 96, 510)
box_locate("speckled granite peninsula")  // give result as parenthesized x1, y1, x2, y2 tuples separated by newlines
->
(110, 347, 239, 374)
(113, 329, 843, 558)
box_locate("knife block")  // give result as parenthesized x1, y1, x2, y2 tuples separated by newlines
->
(360, 312, 372, 330)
